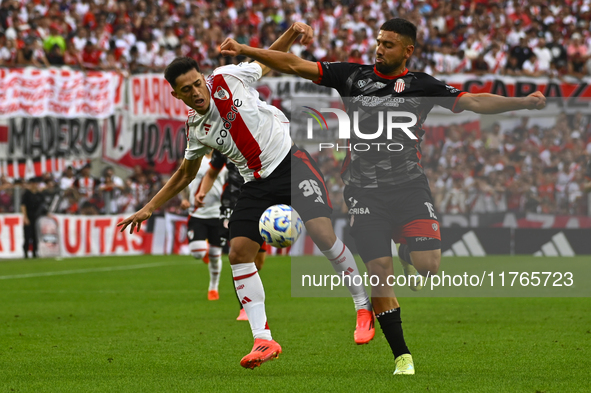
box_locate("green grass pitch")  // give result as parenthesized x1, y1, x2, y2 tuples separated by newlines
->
(1, 255, 590, 392)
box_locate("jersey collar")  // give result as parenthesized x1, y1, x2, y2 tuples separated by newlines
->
(373, 66, 409, 80)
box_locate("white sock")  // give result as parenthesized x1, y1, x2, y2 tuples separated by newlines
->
(322, 238, 372, 311)
(208, 246, 222, 291)
(231, 263, 271, 340)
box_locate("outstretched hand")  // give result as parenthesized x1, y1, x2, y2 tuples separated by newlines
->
(117, 207, 152, 234)
(220, 38, 242, 57)
(526, 91, 546, 110)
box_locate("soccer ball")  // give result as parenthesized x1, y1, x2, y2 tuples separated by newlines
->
(259, 204, 303, 248)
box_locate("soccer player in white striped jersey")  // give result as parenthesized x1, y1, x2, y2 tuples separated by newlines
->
(118, 23, 374, 369)
(180, 151, 228, 301)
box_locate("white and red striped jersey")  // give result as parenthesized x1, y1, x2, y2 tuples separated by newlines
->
(129, 182, 151, 206)
(184, 62, 292, 183)
(74, 176, 96, 198)
(187, 156, 228, 219)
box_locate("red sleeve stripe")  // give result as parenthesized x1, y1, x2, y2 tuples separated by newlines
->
(452, 92, 467, 113)
(312, 62, 323, 84)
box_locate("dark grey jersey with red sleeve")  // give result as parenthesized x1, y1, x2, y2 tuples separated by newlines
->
(313, 61, 466, 188)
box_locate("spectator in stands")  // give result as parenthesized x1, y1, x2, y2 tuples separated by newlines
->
(0, 175, 14, 213)
(73, 164, 96, 204)
(59, 166, 76, 190)
(43, 23, 66, 58)
(16, 36, 50, 67)
(440, 173, 467, 214)
(522, 53, 545, 77)
(471, 53, 489, 75)
(81, 40, 102, 70)
(510, 37, 533, 69)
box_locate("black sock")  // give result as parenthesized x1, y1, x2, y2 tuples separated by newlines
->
(398, 244, 412, 265)
(376, 308, 410, 358)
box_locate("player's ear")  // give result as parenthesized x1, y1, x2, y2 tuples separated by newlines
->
(405, 44, 414, 59)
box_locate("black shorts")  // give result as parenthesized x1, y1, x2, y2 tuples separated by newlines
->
(229, 145, 333, 244)
(187, 217, 222, 247)
(344, 177, 441, 262)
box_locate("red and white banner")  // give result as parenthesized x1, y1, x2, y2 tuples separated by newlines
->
(441, 74, 591, 101)
(55, 215, 144, 257)
(0, 214, 23, 259)
(0, 156, 89, 180)
(0, 214, 144, 259)
(129, 74, 189, 119)
(103, 116, 187, 174)
(0, 68, 124, 119)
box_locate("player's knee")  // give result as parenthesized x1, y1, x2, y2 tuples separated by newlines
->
(229, 247, 252, 265)
(189, 241, 207, 260)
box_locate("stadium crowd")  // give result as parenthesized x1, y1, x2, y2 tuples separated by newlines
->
(1, 0, 591, 77)
(0, 162, 187, 216)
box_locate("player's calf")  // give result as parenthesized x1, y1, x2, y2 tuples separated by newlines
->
(410, 249, 441, 277)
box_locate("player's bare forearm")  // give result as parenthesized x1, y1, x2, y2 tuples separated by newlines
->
(243, 47, 319, 80)
(118, 157, 202, 233)
(457, 91, 546, 114)
(196, 167, 221, 206)
(200, 168, 220, 196)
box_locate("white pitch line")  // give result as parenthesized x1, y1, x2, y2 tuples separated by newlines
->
(0, 261, 195, 280)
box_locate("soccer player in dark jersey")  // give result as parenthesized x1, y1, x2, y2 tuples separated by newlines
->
(220, 18, 546, 375)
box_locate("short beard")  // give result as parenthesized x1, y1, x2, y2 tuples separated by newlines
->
(375, 60, 403, 75)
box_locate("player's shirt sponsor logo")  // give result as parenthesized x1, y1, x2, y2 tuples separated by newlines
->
(349, 207, 370, 215)
(394, 78, 406, 93)
(350, 95, 405, 107)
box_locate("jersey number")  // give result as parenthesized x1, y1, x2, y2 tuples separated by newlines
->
(299, 179, 324, 204)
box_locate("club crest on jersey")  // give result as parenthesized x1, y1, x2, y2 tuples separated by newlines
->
(432, 223, 438, 231)
(394, 78, 405, 93)
(374, 82, 386, 89)
(357, 79, 369, 88)
(214, 86, 229, 100)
